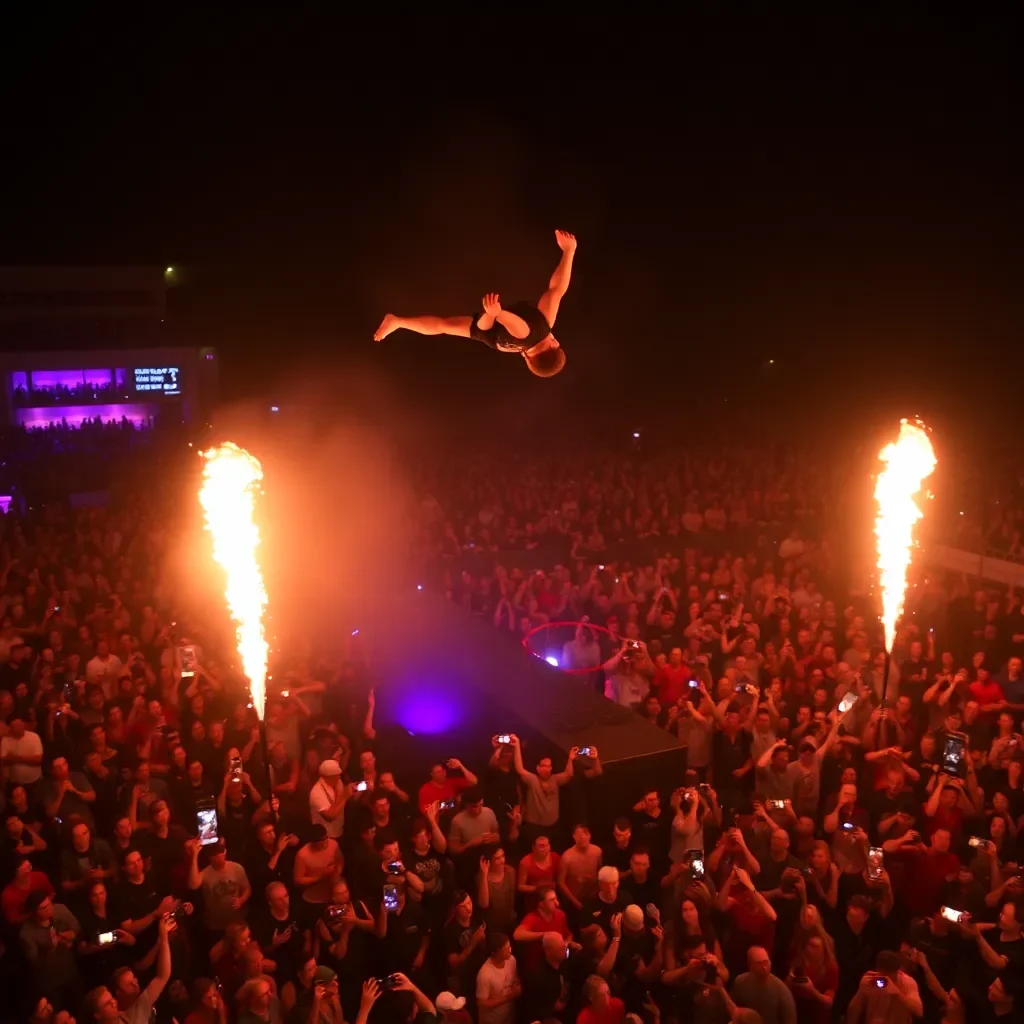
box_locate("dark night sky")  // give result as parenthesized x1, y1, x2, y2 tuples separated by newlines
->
(2, 13, 1019, 432)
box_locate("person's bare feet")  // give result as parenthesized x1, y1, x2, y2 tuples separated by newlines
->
(374, 314, 401, 342)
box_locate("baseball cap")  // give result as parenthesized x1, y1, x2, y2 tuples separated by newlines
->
(435, 992, 467, 1012)
(319, 759, 342, 777)
(623, 904, 644, 931)
(314, 966, 337, 984)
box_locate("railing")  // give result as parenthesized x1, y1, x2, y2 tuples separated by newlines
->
(928, 544, 1024, 588)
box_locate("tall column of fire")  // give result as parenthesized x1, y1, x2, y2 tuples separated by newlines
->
(199, 441, 270, 721)
(874, 419, 937, 694)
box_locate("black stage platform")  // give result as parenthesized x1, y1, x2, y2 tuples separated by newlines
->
(353, 588, 687, 834)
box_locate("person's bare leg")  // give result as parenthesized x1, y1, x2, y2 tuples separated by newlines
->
(537, 230, 577, 327)
(373, 313, 474, 342)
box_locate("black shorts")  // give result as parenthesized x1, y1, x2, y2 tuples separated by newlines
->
(469, 301, 551, 353)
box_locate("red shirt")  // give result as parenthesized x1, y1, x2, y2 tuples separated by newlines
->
(892, 846, 960, 916)
(969, 680, 1005, 706)
(184, 1013, 218, 1024)
(214, 943, 263, 998)
(518, 851, 561, 892)
(724, 890, 775, 966)
(577, 998, 625, 1024)
(924, 805, 963, 842)
(1, 872, 55, 924)
(126, 707, 180, 762)
(520, 907, 571, 970)
(417, 776, 469, 813)
(654, 665, 690, 705)
(790, 960, 838, 1024)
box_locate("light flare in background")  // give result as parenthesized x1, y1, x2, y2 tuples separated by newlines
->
(874, 420, 937, 651)
(199, 442, 269, 717)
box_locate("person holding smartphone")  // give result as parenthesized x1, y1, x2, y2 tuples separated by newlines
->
(76, 879, 136, 990)
(787, 932, 837, 1022)
(418, 759, 478, 815)
(847, 950, 923, 1022)
(309, 759, 350, 840)
(82, 913, 175, 1024)
(187, 837, 251, 933)
(823, 783, 871, 880)
(512, 735, 590, 851)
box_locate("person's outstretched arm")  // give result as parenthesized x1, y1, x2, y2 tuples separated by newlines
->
(140, 915, 173, 1009)
(510, 735, 529, 779)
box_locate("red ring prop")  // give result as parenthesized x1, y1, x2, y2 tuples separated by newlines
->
(522, 620, 615, 673)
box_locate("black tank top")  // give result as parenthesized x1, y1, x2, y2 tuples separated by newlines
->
(494, 301, 551, 352)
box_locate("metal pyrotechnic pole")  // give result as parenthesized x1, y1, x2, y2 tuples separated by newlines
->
(251, 684, 278, 827)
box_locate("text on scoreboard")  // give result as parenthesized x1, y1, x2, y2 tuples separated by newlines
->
(133, 367, 180, 395)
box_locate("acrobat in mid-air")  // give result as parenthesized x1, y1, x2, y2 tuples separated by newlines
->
(374, 229, 577, 377)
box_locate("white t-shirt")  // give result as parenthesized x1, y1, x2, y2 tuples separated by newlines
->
(85, 654, 124, 697)
(1, 730, 43, 784)
(604, 669, 649, 707)
(860, 970, 922, 1024)
(309, 778, 344, 838)
(779, 537, 805, 559)
(476, 955, 518, 1024)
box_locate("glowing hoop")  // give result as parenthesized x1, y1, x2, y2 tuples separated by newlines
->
(522, 620, 618, 673)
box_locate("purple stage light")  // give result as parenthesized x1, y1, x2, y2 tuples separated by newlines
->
(15, 403, 155, 430)
(391, 686, 465, 736)
(28, 368, 114, 390)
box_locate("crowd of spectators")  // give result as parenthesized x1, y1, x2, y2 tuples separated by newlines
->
(0, 420, 164, 502)
(407, 449, 1024, 1023)
(0, 441, 1023, 1024)
(12, 382, 123, 408)
(15, 417, 155, 437)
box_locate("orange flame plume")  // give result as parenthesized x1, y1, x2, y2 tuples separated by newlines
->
(874, 420, 936, 653)
(199, 442, 269, 718)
